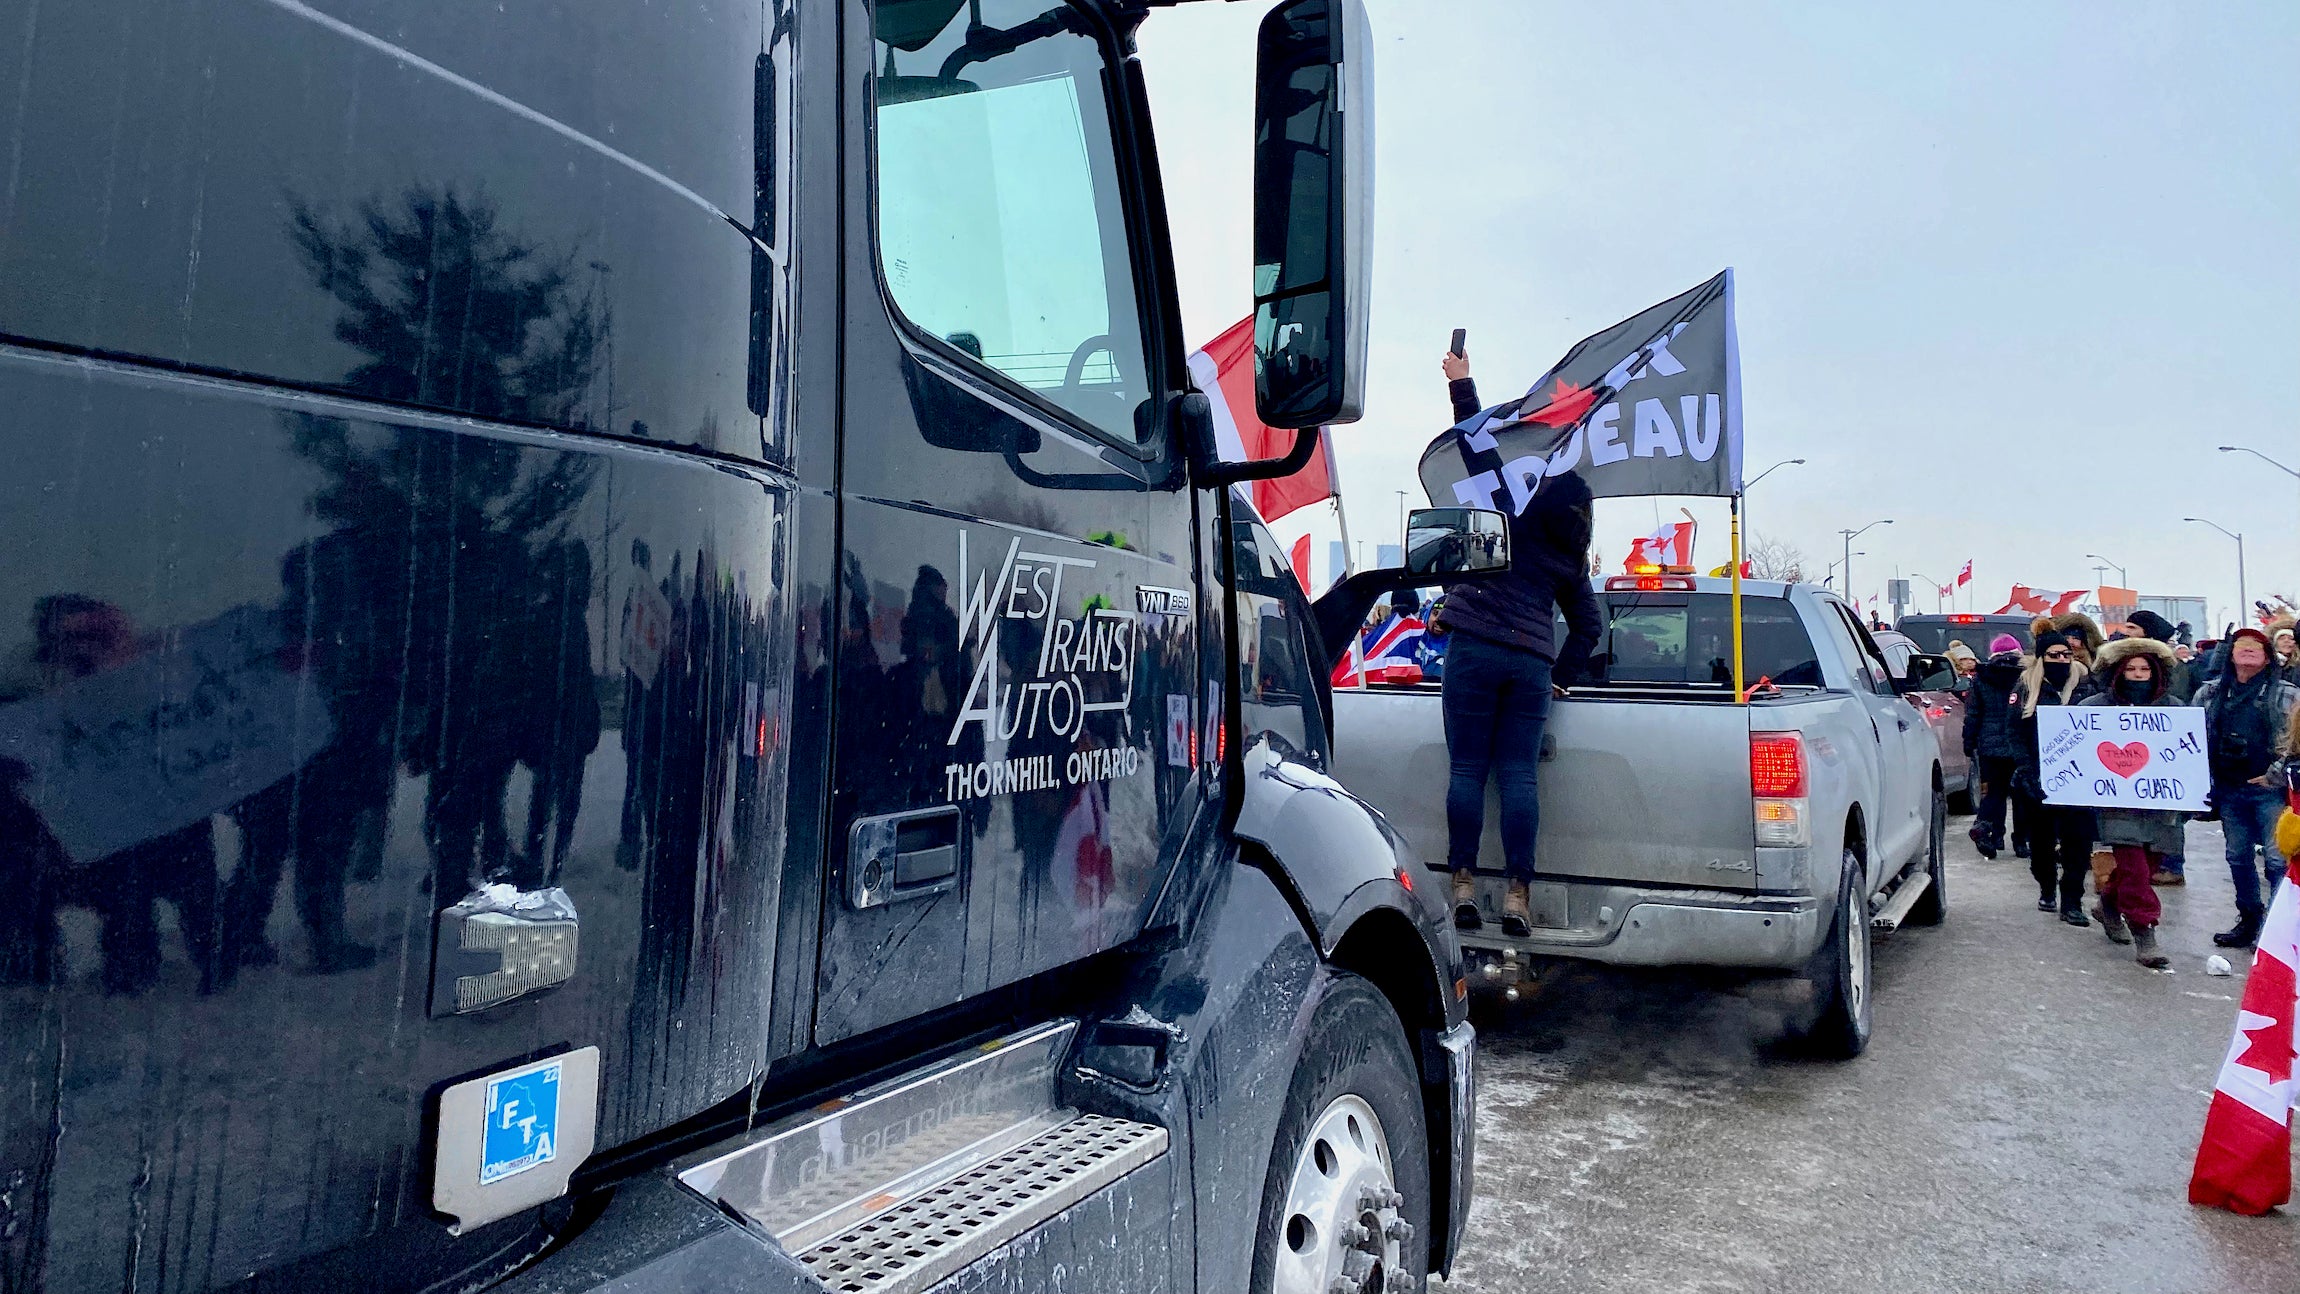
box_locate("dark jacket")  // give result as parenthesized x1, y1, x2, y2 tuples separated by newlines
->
(1434, 376, 1604, 684)
(2080, 638, 2189, 853)
(2193, 666, 2300, 788)
(1962, 651, 2026, 759)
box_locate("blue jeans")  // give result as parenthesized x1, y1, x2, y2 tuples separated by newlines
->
(2218, 781, 2287, 914)
(1440, 632, 1552, 880)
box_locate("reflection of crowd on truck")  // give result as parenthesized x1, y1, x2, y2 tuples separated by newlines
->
(1957, 609, 2300, 968)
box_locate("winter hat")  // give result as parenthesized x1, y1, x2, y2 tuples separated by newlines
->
(1945, 642, 1977, 665)
(2128, 609, 2176, 642)
(1988, 633, 2021, 654)
(2033, 628, 2075, 655)
(2228, 626, 2272, 655)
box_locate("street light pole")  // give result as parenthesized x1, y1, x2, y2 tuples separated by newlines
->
(2184, 518, 2246, 631)
(2084, 553, 2127, 587)
(1838, 519, 1893, 606)
(1911, 572, 1946, 614)
(1825, 552, 1866, 591)
(2219, 445, 2300, 561)
(1735, 458, 1804, 555)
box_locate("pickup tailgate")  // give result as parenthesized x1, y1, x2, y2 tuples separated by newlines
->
(1330, 686, 1764, 890)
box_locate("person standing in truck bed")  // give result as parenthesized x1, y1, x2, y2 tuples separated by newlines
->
(1435, 348, 1603, 937)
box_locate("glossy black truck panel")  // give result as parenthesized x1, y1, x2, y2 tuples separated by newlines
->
(0, 0, 1470, 1286)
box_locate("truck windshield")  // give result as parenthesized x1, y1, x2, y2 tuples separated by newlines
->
(1577, 594, 1824, 688)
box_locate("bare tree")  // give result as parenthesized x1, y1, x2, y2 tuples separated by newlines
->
(1743, 533, 1807, 582)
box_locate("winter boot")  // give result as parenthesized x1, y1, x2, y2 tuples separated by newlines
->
(1452, 871, 1481, 932)
(1967, 823, 1997, 860)
(2131, 925, 2169, 970)
(2012, 837, 2030, 859)
(1501, 881, 1533, 938)
(2213, 909, 2264, 949)
(2092, 903, 2130, 945)
(2036, 888, 2057, 913)
(2059, 904, 2090, 927)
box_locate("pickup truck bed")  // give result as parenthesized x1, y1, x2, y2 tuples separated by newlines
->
(1329, 579, 1947, 1012)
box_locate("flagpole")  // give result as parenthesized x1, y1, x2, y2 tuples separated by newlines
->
(1332, 495, 1369, 689)
(1730, 494, 1747, 702)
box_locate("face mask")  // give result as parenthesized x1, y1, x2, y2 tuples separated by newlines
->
(2116, 675, 2152, 701)
(2042, 661, 2071, 686)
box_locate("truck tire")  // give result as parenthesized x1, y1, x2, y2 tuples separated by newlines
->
(1905, 785, 1948, 927)
(1796, 851, 1872, 1060)
(1250, 975, 1431, 1294)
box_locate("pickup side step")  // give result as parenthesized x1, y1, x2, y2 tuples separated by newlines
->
(676, 1020, 1167, 1294)
(1870, 872, 1933, 933)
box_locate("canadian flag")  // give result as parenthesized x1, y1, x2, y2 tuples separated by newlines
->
(1624, 514, 1696, 572)
(2189, 876, 2298, 1215)
(1956, 560, 1973, 588)
(1188, 317, 1338, 523)
(1995, 585, 2085, 616)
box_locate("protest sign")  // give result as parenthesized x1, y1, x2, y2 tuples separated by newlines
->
(0, 603, 334, 864)
(2036, 705, 2209, 812)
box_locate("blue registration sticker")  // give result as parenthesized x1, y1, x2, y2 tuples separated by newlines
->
(480, 1061, 562, 1185)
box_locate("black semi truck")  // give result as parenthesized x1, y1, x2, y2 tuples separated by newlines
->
(0, 2, 1488, 1291)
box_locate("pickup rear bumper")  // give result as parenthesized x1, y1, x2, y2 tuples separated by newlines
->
(1461, 885, 1827, 972)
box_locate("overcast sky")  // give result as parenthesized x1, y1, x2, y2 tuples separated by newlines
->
(1138, 0, 2299, 630)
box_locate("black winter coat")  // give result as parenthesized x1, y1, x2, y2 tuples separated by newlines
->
(1434, 377, 1604, 684)
(2010, 663, 2088, 796)
(1961, 652, 2025, 758)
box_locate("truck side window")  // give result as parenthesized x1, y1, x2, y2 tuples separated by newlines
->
(1822, 603, 1890, 694)
(1232, 508, 1328, 756)
(872, 0, 1153, 444)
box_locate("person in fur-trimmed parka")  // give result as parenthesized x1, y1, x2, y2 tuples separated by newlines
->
(2077, 637, 2186, 969)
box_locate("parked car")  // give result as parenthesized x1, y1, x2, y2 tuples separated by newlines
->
(1875, 629, 1974, 809)
(1331, 576, 1950, 1059)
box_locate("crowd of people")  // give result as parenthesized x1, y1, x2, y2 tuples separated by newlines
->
(1957, 610, 2300, 969)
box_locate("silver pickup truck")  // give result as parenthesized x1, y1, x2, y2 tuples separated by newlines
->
(1330, 575, 1949, 1057)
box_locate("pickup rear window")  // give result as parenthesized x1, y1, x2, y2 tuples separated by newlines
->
(1573, 593, 1823, 688)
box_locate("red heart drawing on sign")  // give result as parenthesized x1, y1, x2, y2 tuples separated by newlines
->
(2097, 741, 2150, 778)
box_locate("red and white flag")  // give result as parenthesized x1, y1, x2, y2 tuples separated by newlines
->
(1623, 517, 1696, 572)
(1956, 560, 1973, 588)
(2190, 876, 2298, 1215)
(1188, 317, 1338, 523)
(1994, 585, 2084, 616)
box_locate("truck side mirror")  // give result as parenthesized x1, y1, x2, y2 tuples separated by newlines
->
(1405, 507, 1508, 579)
(1252, 0, 1373, 430)
(1309, 508, 1507, 669)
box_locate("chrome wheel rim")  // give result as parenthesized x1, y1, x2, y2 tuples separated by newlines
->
(1272, 1093, 1405, 1294)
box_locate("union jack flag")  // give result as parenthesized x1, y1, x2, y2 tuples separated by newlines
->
(1333, 611, 1426, 687)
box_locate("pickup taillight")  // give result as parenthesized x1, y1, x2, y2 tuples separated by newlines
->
(1750, 731, 1810, 848)
(1750, 732, 1807, 797)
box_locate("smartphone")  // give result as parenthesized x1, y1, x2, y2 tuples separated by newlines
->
(1448, 328, 1467, 357)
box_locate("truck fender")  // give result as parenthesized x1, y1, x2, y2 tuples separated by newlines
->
(1223, 736, 1473, 1275)
(1229, 740, 1459, 975)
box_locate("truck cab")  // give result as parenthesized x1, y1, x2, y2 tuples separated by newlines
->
(0, 2, 1477, 1290)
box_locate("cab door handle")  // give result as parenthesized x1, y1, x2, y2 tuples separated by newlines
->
(848, 806, 962, 909)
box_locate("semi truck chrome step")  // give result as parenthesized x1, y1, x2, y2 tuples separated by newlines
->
(677, 1020, 1083, 1253)
(798, 1112, 1166, 1294)
(1871, 872, 1932, 933)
